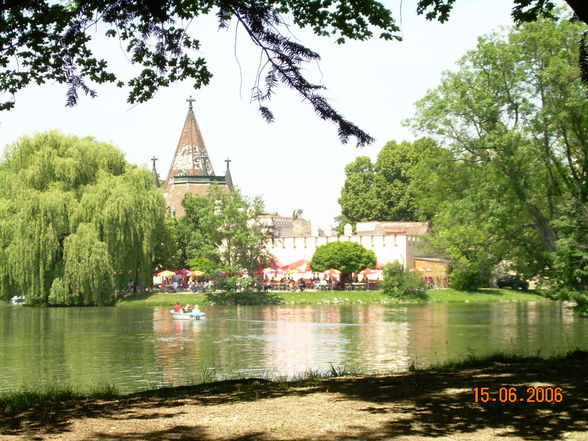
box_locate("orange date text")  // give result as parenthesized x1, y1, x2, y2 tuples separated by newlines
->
(472, 386, 563, 403)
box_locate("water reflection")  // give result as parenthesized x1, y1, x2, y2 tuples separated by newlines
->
(0, 301, 586, 393)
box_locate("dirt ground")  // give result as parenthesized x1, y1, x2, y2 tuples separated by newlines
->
(1, 356, 587, 441)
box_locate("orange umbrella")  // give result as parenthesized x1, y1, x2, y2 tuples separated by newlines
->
(283, 259, 312, 272)
(361, 268, 377, 275)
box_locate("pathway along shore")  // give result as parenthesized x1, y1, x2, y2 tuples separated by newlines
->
(2, 352, 587, 441)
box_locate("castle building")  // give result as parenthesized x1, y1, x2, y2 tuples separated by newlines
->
(159, 100, 447, 283)
(264, 219, 429, 270)
(163, 97, 233, 216)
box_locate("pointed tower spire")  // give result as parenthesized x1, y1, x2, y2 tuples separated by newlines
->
(163, 96, 234, 217)
(164, 97, 215, 192)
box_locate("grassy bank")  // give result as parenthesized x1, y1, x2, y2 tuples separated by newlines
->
(414, 348, 588, 371)
(0, 383, 119, 413)
(425, 288, 544, 303)
(2, 349, 585, 415)
(117, 288, 546, 307)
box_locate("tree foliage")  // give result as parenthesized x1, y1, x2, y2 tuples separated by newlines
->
(338, 156, 380, 224)
(339, 138, 441, 223)
(0, 131, 166, 305)
(311, 241, 376, 278)
(0, 0, 402, 147)
(181, 185, 273, 279)
(415, 0, 586, 26)
(153, 215, 188, 271)
(408, 16, 588, 293)
(447, 258, 492, 292)
(3, 2, 583, 147)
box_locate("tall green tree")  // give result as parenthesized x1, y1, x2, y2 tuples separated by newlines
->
(338, 156, 380, 224)
(181, 186, 273, 278)
(153, 215, 188, 271)
(374, 138, 440, 221)
(408, 15, 588, 295)
(339, 138, 441, 223)
(0, 131, 166, 305)
(409, 146, 549, 283)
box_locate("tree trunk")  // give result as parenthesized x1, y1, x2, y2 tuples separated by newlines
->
(527, 204, 558, 252)
(501, 166, 558, 252)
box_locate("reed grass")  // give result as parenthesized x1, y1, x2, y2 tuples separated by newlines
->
(0, 383, 118, 413)
(4, 350, 586, 414)
(0, 364, 357, 413)
(411, 348, 588, 372)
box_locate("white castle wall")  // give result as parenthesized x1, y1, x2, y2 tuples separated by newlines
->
(267, 234, 417, 269)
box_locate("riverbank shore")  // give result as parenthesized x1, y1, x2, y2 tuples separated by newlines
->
(2, 351, 586, 441)
(117, 288, 546, 307)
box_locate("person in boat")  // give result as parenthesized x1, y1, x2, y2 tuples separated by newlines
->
(174, 302, 183, 313)
(184, 304, 193, 313)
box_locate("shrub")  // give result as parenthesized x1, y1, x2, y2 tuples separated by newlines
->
(381, 262, 427, 299)
(448, 259, 489, 291)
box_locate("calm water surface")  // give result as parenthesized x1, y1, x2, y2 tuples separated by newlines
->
(0, 301, 586, 393)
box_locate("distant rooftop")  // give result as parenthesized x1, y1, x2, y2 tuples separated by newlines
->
(356, 221, 429, 236)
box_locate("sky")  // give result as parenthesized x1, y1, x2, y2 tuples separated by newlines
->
(0, 0, 564, 225)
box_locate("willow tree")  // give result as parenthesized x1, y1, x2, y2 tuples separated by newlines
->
(0, 131, 167, 305)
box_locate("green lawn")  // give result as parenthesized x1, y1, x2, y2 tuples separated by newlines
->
(118, 288, 546, 306)
(117, 292, 212, 307)
(425, 288, 545, 303)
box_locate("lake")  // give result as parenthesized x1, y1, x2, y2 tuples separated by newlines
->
(0, 301, 586, 393)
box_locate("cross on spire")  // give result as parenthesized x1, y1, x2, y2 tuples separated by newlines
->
(150, 157, 160, 187)
(186, 95, 195, 110)
(225, 158, 231, 169)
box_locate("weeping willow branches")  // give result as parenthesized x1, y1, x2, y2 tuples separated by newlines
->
(0, 131, 166, 305)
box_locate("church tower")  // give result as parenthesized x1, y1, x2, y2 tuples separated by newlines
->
(163, 97, 232, 216)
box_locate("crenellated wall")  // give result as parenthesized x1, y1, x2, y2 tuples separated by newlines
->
(267, 234, 418, 269)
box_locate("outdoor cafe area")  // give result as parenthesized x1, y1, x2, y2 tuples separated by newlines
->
(153, 259, 385, 293)
(256, 259, 384, 292)
(265, 279, 380, 292)
(154, 269, 208, 293)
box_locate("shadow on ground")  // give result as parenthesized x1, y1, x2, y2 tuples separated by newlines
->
(2, 355, 587, 440)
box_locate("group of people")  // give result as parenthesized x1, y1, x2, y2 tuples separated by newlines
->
(173, 302, 198, 313)
(165, 279, 211, 293)
(262, 277, 339, 292)
(189, 280, 210, 293)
